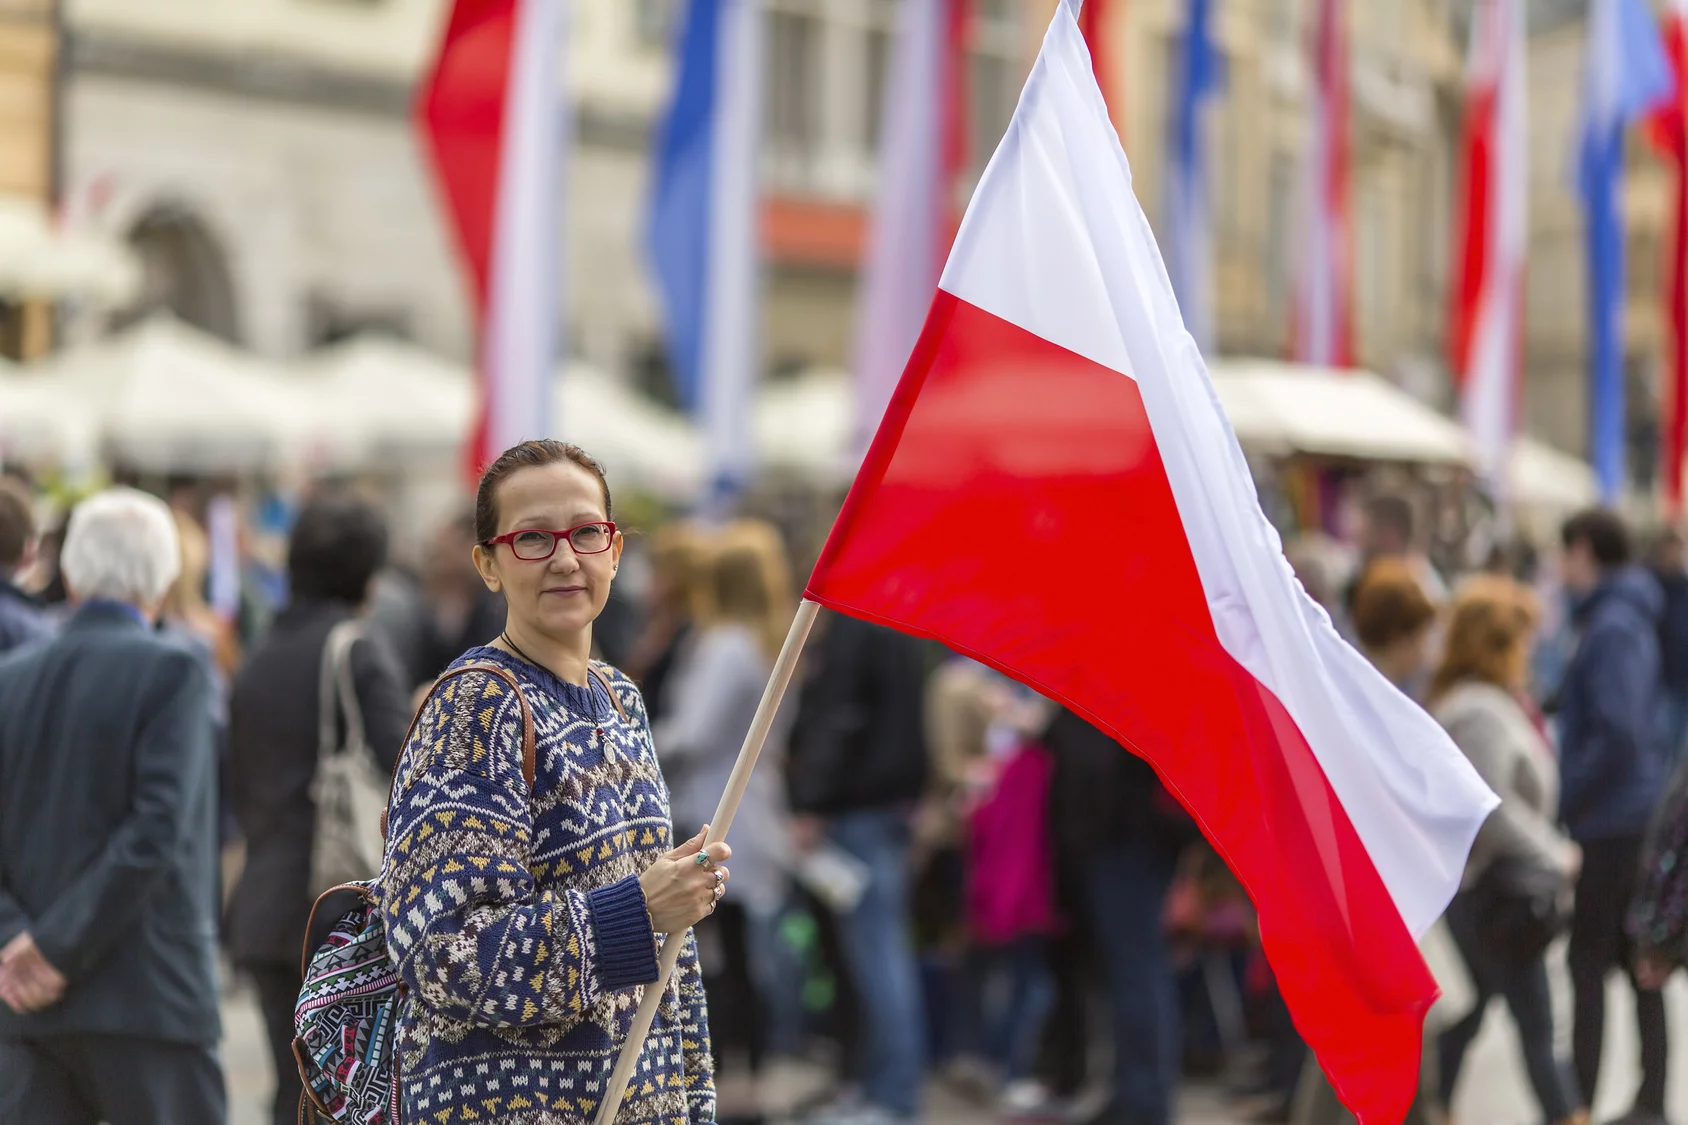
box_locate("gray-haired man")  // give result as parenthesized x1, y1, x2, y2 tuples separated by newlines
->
(0, 488, 225, 1124)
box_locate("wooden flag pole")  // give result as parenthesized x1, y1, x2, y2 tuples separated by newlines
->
(593, 597, 822, 1125)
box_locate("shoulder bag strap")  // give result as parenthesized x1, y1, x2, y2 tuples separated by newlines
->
(317, 619, 361, 761)
(380, 662, 537, 838)
(589, 663, 630, 722)
(333, 622, 370, 756)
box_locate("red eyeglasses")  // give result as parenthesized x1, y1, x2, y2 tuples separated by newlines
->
(482, 521, 617, 561)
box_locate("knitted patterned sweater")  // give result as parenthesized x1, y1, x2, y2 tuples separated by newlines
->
(377, 648, 714, 1124)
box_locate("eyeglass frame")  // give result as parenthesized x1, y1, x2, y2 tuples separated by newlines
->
(480, 521, 619, 561)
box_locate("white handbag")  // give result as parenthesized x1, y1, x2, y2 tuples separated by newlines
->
(307, 619, 391, 895)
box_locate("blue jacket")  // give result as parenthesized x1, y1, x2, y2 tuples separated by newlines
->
(0, 578, 52, 655)
(1558, 567, 1667, 841)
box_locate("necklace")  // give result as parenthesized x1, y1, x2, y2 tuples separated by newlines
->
(499, 632, 542, 668)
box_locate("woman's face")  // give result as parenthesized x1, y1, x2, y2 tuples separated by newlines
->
(472, 461, 622, 642)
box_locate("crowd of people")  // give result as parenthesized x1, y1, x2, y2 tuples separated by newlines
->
(0, 450, 1686, 1125)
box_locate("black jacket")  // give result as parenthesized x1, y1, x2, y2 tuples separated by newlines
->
(1042, 707, 1197, 865)
(787, 613, 929, 816)
(1655, 567, 1688, 694)
(225, 599, 411, 965)
(0, 602, 220, 1044)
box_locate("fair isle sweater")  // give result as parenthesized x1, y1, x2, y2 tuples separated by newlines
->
(377, 648, 714, 1124)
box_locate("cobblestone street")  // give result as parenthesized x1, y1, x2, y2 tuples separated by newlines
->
(221, 953, 1688, 1125)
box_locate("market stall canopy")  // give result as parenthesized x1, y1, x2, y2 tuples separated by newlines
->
(1509, 436, 1598, 513)
(0, 195, 142, 306)
(25, 315, 321, 471)
(300, 334, 473, 458)
(1208, 359, 1474, 466)
(755, 369, 854, 481)
(553, 363, 704, 500)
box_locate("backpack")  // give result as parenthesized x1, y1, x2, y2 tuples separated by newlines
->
(292, 661, 628, 1123)
(307, 621, 389, 896)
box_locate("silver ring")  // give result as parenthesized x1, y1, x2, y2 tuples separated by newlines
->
(713, 869, 725, 886)
(714, 882, 726, 899)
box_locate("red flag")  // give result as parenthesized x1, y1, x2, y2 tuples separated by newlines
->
(1652, 1, 1688, 513)
(416, 0, 563, 481)
(807, 6, 1493, 1122)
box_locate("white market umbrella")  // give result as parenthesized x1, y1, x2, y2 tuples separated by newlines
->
(0, 195, 141, 307)
(28, 315, 323, 471)
(554, 363, 704, 501)
(300, 335, 474, 461)
(754, 369, 854, 482)
(1209, 359, 1474, 467)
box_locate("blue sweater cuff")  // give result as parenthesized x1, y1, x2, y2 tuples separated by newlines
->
(589, 875, 660, 991)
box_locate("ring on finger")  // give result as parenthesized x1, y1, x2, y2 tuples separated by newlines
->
(694, 852, 713, 868)
(713, 869, 725, 886)
(713, 882, 726, 899)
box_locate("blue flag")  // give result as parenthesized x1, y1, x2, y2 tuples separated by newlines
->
(1578, 0, 1674, 500)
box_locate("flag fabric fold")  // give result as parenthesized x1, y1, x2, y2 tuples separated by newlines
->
(417, 0, 564, 477)
(806, 7, 1496, 1123)
(1449, 0, 1526, 497)
(1577, 0, 1674, 501)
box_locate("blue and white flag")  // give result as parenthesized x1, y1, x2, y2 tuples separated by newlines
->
(1578, 0, 1673, 500)
(647, 0, 764, 503)
(1166, 0, 1220, 354)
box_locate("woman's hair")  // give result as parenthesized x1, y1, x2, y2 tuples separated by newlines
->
(651, 521, 713, 618)
(1350, 558, 1436, 652)
(474, 440, 611, 544)
(289, 491, 390, 603)
(1428, 575, 1539, 703)
(701, 520, 792, 660)
(61, 488, 181, 607)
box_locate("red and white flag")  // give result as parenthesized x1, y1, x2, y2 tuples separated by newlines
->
(806, 5, 1495, 1122)
(417, 0, 566, 478)
(1291, 0, 1353, 366)
(1449, 0, 1527, 495)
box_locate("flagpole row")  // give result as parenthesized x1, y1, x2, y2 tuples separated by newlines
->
(593, 597, 823, 1125)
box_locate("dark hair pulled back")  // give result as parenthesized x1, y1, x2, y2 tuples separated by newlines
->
(474, 440, 612, 544)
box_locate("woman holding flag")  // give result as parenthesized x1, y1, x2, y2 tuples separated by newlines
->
(375, 440, 722, 1124)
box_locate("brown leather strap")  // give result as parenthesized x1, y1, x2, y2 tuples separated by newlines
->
(589, 663, 629, 722)
(380, 662, 536, 838)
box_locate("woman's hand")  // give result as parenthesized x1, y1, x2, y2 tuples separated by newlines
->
(640, 825, 732, 933)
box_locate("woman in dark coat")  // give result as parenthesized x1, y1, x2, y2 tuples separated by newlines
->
(224, 492, 413, 1125)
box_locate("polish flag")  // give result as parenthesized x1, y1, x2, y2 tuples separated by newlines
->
(1291, 0, 1353, 366)
(1449, 0, 1526, 495)
(417, 0, 566, 479)
(804, 4, 1496, 1122)
(1652, 0, 1688, 512)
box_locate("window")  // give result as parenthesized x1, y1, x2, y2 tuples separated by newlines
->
(767, 10, 821, 160)
(1265, 151, 1295, 343)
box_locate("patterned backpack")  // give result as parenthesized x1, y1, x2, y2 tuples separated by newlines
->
(292, 662, 536, 1124)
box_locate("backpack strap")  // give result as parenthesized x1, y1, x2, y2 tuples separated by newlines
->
(589, 662, 630, 723)
(379, 662, 536, 838)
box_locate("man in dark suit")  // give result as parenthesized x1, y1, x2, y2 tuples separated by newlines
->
(0, 487, 224, 1124)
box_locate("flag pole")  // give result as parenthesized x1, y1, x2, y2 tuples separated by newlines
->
(593, 597, 822, 1125)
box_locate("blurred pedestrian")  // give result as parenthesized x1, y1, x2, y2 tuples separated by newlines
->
(1350, 558, 1440, 700)
(1041, 707, 1196, 1125)
(1344, 494, 1447, 612)
(376, 440, 719, 1122)
(0, 489, 225, 1124)
(627, 521, 711, 722)
(1558, 508, 1669, 1125)
(654, 520, 803, 1094)
(789, 612, 931, 1125)
(1648, 527, 1688, 765)
(0, 477, 51, 652)
(1430, 576, 1584, 1125)
(226, 491, 413, 1125)
(412, 507, 506, 686)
